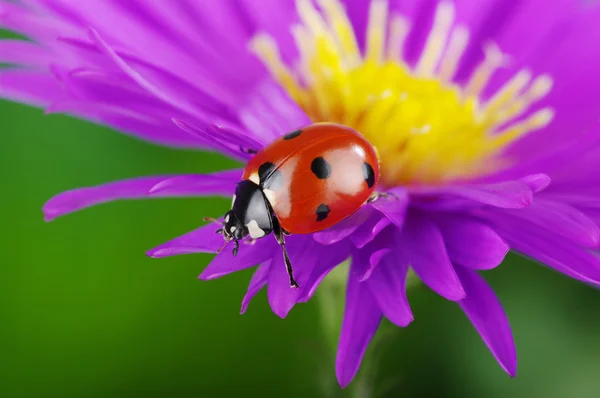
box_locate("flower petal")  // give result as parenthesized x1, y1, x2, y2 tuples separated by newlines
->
(241, 262, 271, 314)
(172, 118, 264, 160)
(366, 253, 413, 327)
(43, 170, 241, 221)
(487, 213, 600, 284)
(456, 267, 517, 377)
(430, 180, 534, 209)
(336, 272, 382, 388)
(266, 236, 326, 318)
(148, 170, 242, 196)
(502, 199, 600, 248)
(297, 241, 352, 303)
(313, 205, 373, 245)
(400, 214, 466, 301)
(369, 189, 409, 229)
(437, 216, 509, 270)
(146, 223, 225, 258)
(349, 207, 390, 249)
(201, 239, 278, 281)
(352, 228, 397, 282)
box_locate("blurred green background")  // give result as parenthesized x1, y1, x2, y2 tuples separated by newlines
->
(2, 49, 600, 398)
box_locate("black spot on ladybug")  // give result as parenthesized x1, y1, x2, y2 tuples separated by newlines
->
(363, 162, 375, 188)
(283, 129, 302, 140)
(258, 162, 276, 184)
(311, 157, 332, 179)
(316, 204, 330, 222)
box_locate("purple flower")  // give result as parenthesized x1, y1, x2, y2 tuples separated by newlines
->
(2, 0, 600, 388)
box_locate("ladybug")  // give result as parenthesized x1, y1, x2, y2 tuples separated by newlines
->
(213, 123, 380, 288)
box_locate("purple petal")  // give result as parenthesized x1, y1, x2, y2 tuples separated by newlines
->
(297, 241, 353, 303)
(267, 254, 302, 319)
(172, 118, 263, 160)
(0, 70, 65, 107)
(352, 228, 398, 282)
(437, 217, 509, 270)
(336, 272, 382, 388)
(369, 189, 409, 229)
(456, 267, 517, 377)
(266, 236, 326, 318)
(146, 223, 225, 258)
(366, 253, 414, 327)
(502, 199, 600, 248)
(400, 214, 466, 301)
(241, 262, 271, 314)
(149, 169, 242, 196)
(44, 170, 241, 221)
(349, 207, 390, 249)
(313, 205, 373, 245)
(87, 26, 231, 121)
(431, 180, 534, 209)
(200, 239, 278, 281)
(520, 174, 552, 193)
(487, 213, 600, 284)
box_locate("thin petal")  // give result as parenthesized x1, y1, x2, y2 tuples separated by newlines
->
(148, 169, 242, 196)
(437, 216, 509, 270)
(433, 180, 534, 209)
(241, 262, 271, 314)
(267, 236, 325, 318)
(44, 170, 240, 221)
(349, 207, 390, 249)
(366, 253, 413, 327)
(146, 223, 225, 258)
(456, 268, 517, 377)
(352, 228, 397, 282)
(336, 272, 382, 388)
(411, 176, 545, 210)
(297, 241, 352, 303)
(502, 199, 600, 248)
(201, 239, 278, 280)
(400, 214, 466, 301)
(172, 118, 264, 160)
(313, 205, 373, 245)
(369, 189, 409, 229)
(487, 213, 600, 284)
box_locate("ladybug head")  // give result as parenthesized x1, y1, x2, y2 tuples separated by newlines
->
(220, 210, 249, 242)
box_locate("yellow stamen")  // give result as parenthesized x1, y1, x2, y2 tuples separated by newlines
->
(365, 0, 388, 63)
(248, 0, 554, 185)
(438, 27, 469, 82)
(415, 1, 454, 77)
(386, 14, 410, 62)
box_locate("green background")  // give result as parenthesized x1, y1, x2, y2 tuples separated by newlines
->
(2, 40, 600, 398)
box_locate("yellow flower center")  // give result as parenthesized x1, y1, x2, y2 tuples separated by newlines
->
(249, 0, 554, 186)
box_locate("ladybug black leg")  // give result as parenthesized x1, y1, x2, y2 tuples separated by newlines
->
(367, 191, 398, 203)
(272, 216, 300, 288)
(232, 239, 240, 257)
(239, 146, 258, 155)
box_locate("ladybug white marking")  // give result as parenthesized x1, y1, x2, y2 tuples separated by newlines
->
(249, 172, 260, 185)
(263, 188, 277, 207)
(225, 214, 230, 223)
(246, 220, 266, 239)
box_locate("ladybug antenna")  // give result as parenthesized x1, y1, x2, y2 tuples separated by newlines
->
(216, 239, 230, 254)
(203, 216, 224, 225)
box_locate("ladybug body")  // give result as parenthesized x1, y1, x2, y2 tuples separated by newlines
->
(217, 123, 380, 288)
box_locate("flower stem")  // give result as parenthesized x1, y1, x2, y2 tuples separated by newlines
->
(315, 262, 422, 397)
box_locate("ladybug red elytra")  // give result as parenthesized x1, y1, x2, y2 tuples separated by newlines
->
(212, 123, 381, 288)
